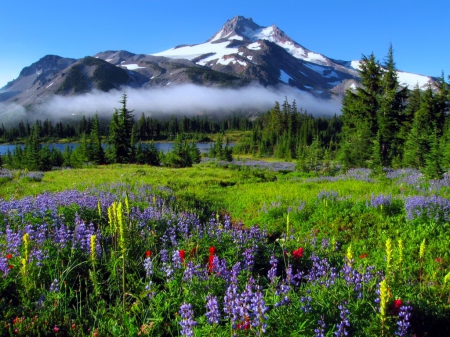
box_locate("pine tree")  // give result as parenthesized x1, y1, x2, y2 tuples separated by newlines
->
(89, 114, 105, 165)
(377, 44, 407, 166)
(107, 94, 134, 163)
(24, 123, 42, 171)
(424, 127, 444, 179)
(340, 53, 382, 168)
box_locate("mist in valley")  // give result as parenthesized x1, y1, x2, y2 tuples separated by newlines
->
(0, 83, 342, 126)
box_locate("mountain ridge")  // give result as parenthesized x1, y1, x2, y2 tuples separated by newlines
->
(0, 16, 437, 108)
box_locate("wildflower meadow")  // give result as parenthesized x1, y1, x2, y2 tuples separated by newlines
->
(0, 164, 449, 336)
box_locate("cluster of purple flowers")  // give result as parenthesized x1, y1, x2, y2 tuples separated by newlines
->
(368, 193, 392, 208)
(179, 302, 197, 337)
(405, 195, 450, 223)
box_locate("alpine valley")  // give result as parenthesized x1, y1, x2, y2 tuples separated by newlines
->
(0, 16, 436, 109)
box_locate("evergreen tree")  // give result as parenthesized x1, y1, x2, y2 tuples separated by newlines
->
(107, 94, 134, 163)
(24, 123, 42, 171)
(89, 114, 105, 165)
(377, 44, 407, 166)
(340, 53, 382, 168)
(424, 127, 444, 179)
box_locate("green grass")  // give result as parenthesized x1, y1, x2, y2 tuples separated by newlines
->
(1, 163, 450, 336)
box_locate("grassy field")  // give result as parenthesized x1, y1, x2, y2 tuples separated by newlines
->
(0, 162, 449, 336)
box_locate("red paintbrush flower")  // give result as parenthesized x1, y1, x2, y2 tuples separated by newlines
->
(6, 254, 12, 259)
(179, 250, 186, 263)
(360, 253, 368, 259)
(145, 250, 151, 258)
(209, 246, 216, 255)
(292, 247, 304, 259)
(392, 298, 403, 315)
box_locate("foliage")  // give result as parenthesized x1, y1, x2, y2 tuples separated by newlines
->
(0, 165, 449, 336)
(106, 94, 135, 164)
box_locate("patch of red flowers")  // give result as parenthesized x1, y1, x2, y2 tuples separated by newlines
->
(179, 250, 186, 263)
(237, 318, 250, 330)
(6, 254, 12, 259)
(208, 246, 216, 273)
(292, 247, 304, 259)
(145, 250, 151, 258)
(392, 298, 403, 315)
(360, 253, 368, 259)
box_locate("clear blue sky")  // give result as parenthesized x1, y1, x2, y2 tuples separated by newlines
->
(1, 0, 449, 88)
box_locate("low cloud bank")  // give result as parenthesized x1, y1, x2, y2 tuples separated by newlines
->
(1, 83, 342, 125)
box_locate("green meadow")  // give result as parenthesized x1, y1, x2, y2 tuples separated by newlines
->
(0, 162, 449, 336)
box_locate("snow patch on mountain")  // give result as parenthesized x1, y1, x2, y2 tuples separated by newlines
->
(152, 41, 237, 64)
(350, 60, 361, 70)
(121, 64, 145, 70)
(246, 42, 261, 50)
(397, 71, 432, 88)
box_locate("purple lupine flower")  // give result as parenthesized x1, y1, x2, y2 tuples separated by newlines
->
(172, 249, 182, 269)
(369, 193, 392, 208)
(143, 256, 153, 277)
(0, 256, 10, 277)
(49, 279, 59, 293)
(145, 281, 155, 299)
(315, 316, 326, 337)
(395, 304, 413, 336)
(250, 284, 268, 335)
(179, 302, 197, 337)
(205, 294, 221, 325)
(242, 247, 256, 271)
(268, 255, 278, 284)
(183, 262, 196, 282)
(335, 302, 350, 336)
(54, 224, 71, 248)
(160, 249, 169, 263)
(300, 294, 312, 313)
(6, 225, 21, 256)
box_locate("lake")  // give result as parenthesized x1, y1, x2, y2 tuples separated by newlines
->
(0, 142, 218, 156)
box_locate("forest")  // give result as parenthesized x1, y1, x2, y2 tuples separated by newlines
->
(1, 45, 449, 177)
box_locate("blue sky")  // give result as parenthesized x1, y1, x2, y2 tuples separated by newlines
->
(1, 0, 449, 88)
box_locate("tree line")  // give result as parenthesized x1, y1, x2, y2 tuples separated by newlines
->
(0, 95, 234, 170)
(233, 45, 450, 178)
(0, 111, 254, 143)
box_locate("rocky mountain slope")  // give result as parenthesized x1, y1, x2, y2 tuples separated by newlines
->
(0, 16, 437, 107)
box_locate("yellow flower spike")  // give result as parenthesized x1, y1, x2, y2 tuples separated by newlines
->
(125, 193, 130, 215)
(90, 235, 97, 265)
(117, 202, 125, 253)
(386, 238, 393, 274)
(379, 278, 391, 325)
(398, 239, 403, 265)
(97, 200, 102, 219)
(346, 244, 353, 265)
(22, 233, 30, 263)
(419, 239, 426, 260)
(444, 272, 450, 285)
(286, 212, 290, 236)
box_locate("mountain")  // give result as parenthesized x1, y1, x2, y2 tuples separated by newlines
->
(0, 16, 437, 108)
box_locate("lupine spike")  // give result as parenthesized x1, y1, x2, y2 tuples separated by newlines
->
(97, 199, 102, 219)
(386, 238, 393, 275)
(346, 244, 353, 265)
(90, 235, 97, 264)
(398, 239, 403, 275)
(419, 239, 426, 260)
